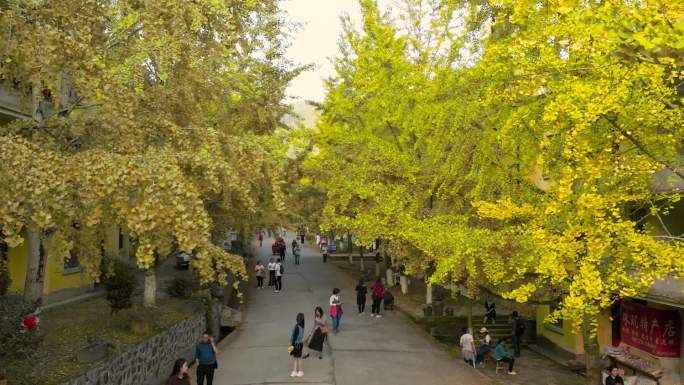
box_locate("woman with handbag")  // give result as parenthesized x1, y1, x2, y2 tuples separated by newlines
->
(304, 307, 328, 359)
(289, 313, 306, 377)
(329, 288, 343, 333)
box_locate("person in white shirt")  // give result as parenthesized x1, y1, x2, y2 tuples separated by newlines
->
(267, 258, 276, 288)
(329, 288, 342, 333)
(459, 327, 475, 366)
(475, 327, 493, 366)
(274, 258, 283, 292)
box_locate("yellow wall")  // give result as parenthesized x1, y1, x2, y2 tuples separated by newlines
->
(7, 229, 96, 295)
(7, 236, 29, 293)
(536, 305, 585, 354)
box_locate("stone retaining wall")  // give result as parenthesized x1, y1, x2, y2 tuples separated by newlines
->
(61, 313, 205, 385)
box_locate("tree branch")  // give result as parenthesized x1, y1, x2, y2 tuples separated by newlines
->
(603, 115, 684, 181)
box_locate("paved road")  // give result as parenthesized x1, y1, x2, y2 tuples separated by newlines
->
(202, 234, 490, 385)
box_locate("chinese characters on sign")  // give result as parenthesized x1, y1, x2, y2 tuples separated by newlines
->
(621, 301, 681, 357)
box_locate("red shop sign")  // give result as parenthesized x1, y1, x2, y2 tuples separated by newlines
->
(621, 301, 681, 357)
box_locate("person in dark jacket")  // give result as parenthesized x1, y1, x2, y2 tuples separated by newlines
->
(605, 366, 624, 385)
(510, 311, 525, 357)
(290, 313, 305, 378)
(355, 278, 368, 314)
(382, 290, 394, 310)
(166, 358, 190, 385)
(483, 300, 496, 324)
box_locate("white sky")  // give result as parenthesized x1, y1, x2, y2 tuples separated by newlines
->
(282, 0, 368, 103)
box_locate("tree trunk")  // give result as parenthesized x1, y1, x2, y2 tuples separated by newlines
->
(467, 297, 473, 331)
(143, 267, 156, 308)
(23, 224, 44, 303)
(400, 275, 408, 294)
(347, 233, 353, 264)
(386, 267, 394, 287)
(359, 246, 365, 272)
(582, 317, 601, 385)
(206, 294, 221, 337)
(426, 283, 433, 305)
(121, 230, 131, 261)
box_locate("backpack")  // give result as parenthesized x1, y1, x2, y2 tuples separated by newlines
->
(515, 318, 526, 335)
(279, 264, 284, 275)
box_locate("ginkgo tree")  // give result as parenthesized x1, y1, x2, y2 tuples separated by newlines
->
(305, 1, 684, 383)
(0, 0, 297, 305)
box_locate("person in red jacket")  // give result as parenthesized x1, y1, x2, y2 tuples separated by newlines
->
(370, 278, 384, 318)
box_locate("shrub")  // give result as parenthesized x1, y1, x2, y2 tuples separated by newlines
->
(166, 277, 192, 299)
(103, 260, 138, 313)
(0, 295, 42, 359)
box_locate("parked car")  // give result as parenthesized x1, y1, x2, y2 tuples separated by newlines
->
(175, 252, 191, 270)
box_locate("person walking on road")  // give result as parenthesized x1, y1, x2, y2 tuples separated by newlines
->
(274, 258, 283, 293)
(293, 244, 301, 265)
(510, 311, 525, 357)
(289, 313, 305, 378)
(370, 278, 384, 318)
(165, 358, 190, 385)
(258, 232, 263, 247)
(254, 261, 265, 289)
(304, 306, 328, 359)
(459, 327, 475, 367)
(195, 331, 219, 385)
(494, 338, 517, 375)
(355, 278, 367, 315)
(329, 288, 342, 333)
(321, 243, 328, 263)
(267, 258, 276, 288)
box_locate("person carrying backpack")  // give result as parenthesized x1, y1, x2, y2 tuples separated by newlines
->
(510, 311, 525, 357)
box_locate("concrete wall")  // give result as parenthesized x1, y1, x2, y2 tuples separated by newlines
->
(61, 313, 205, 385)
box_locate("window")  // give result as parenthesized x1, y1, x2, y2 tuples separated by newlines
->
(545, 302, 564, 334)
(63, 252, 80, 273)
